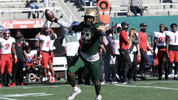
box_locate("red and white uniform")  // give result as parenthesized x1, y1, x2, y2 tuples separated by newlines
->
(49, 34, 57, 63)
(0, 37, 15, 74)
(166, 31, 178, 62)
(26, 50, 37, 67)
(154, 31, 166, 61)
(39, 34, 51, 68)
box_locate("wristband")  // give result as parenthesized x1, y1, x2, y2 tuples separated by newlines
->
(12, 48, 15, 51)
(14, 55, 17, 58)
(166, 51, 169, 53)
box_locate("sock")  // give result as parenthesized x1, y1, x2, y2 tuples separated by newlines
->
(48, 72, 51, 76)
(74, 86, 78, 91)
(68, 74, 76, 87)
(42, 77, 45, 81)
(45, 77, 48, 81)
(95, 83, 101, 95)
(52, 77, 54, 80)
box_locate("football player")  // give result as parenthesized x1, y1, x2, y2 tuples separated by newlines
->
(0, 29, 17, 87)
(25, 46, 38, 79)
(153, 24, 167, 80)
(37, 26, 56, 83)
(47, 9, 113, 100)
(166, 23, 178, 80)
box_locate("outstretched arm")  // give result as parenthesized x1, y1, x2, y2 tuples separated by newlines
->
(54, 18, 82, 32)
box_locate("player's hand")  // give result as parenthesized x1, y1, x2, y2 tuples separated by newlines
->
(150, 50, 153, 54)
(138, 51, 141, 57)
(14, 55, 18, 64)
(97, 26, 105, 32)
(128, 9, 130, 12)
(167, 53, 170, 58)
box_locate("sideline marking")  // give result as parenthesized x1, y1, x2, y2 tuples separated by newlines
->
(0, 92, 53, 100)
(114, 84, 178, 90)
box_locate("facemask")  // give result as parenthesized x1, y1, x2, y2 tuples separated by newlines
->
(69, 31, 74, 36)
(141, 28, 146, 32)
(117, 28, 121, 33)
(123, 27, 128, 32)
(44, 31, 49, 36)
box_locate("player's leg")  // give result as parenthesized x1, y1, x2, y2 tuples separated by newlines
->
(168, 51, 174, 80)
(18, 61, 25, 85)
(41, 52, 49, 82)
(6, 56, 13, 87)
(0, 55, 6, 87)
(48, 53, 55, 82)
(86, 59, 102, 100)
(139, 49, 149, 78)
(67, 55, 85, 100)
(158, 50, 166, 79)
(25, 65, 31, 79)
(12, 60, 19, 86)
(174, 51, 178, 80)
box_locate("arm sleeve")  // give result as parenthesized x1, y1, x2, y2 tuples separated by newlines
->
(102, 36, 109, 45)
(39, 35, 45, 40)
(153, 31, 157, 37)
(11, 37, 16, 43)
(77, 33, 81, 40)
(62, 38, 66, 46)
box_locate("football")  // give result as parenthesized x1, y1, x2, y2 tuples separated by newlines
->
(45, 9, 55, 21)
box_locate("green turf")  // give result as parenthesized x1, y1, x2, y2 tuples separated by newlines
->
(1, 77, 178, 100)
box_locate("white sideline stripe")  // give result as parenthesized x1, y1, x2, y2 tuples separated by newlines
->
(114, 84, 178, 90)
(1, 92, 52, 97)
(0, 97, 17, 100)
(0, 92, 52, 100)
(0, 84, 70, 90)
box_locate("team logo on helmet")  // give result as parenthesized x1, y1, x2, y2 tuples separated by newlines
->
(84, 9, 98, 25)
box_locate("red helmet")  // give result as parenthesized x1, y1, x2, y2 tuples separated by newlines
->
(3, 29, 11, 40)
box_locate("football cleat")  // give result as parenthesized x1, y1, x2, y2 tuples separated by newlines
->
(0, 84, 2, 88)
(50, 79, 55, 83)
(12, 82, 16, 87)
(94, 95, 102, 100)
(8, 84, 14, 87)
(68, 87, 81, 100)
(21, 82, 27, 86)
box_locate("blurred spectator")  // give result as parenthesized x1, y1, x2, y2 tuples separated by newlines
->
(127, 28, 140, 82)
(128, 0, 143, 16)
(102, 35, 115, 83)
(25, 0, 40, 19)
(44, 0, 51, 7)
(111, 24, 122, 83)
(0, 26, 3, 37)
(81, 0, 94, 6)
(165, 27, 168, 31)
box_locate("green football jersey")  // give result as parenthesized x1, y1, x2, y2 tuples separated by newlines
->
(80, 22, 102, 55)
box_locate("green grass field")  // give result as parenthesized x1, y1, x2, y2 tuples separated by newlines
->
(1, 77, 178, 100)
